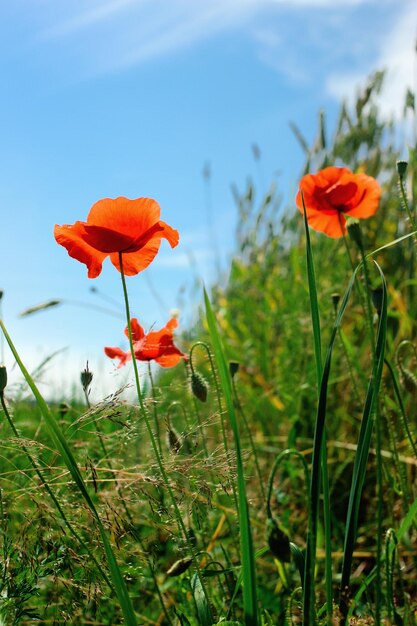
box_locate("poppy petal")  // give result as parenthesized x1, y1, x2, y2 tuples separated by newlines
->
(109, 221, 178, 276)
(307, 210, 347, 238)
(88, 197, 161, 238)
(82, 224, 136, 253)
(297, 167, 380, 238)
(156, 352, 184, 368)
(110, 238, 162, 276)
(104, 346, 132, 367)
(165, 318, 178, 332)
(345, 174, 381, 218)
(124, 318, 145, 342)
(54, 222, 107, 278)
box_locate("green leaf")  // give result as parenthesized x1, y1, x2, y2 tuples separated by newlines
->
(204, 289, 258, 626)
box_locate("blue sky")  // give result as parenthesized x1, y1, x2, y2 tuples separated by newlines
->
(1, 0, 416, 399)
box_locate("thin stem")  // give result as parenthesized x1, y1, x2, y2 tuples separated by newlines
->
(398, 172, 417, 233)
(189, 342, 238, 510)
(266, 449, 310, 520)
(231, 375, 266, 503)
(358, 245, 383, 623)
(118, 253, 212, 620)
(148, 361, 163, 458)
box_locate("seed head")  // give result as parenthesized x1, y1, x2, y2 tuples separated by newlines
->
(81, 363, 93, 392)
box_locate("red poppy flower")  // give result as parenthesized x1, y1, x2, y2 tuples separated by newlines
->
(104, 317, 186, 368)
(54, 197, 179, 278)
(296, 167, 381, 238)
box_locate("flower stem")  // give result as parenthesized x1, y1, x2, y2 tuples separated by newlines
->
(118, 253, 213, 621)
(147, 361, 163, 458)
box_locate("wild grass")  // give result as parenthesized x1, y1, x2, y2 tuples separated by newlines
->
(1, 71, 417, 625)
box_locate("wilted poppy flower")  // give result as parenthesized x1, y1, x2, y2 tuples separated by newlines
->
(54, 197, 179, 278)
(105, 317, 186, 368)
(296, 167, 380, 238)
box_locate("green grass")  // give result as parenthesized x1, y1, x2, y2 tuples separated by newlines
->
(1, 71, 417, 625)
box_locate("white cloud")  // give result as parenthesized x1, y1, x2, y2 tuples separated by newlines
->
(34, 0, 374, 76)
(39, 0, 139, 39)
(326, 1, 417, 118)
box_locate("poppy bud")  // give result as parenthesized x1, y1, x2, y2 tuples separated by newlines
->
(190, 371, 208, 403)
(397, 160, 408, 179)
(346, 218, 363, 249)
(266, 516, 291, 563)
(59, 402, 70, 418)
(81, 364, 93, 392)
(331, 293, 340, 312)
(229, 361, 240, 378)
(371, 287, 383, 314)
(167, 427, 181, 454)
(0, 290, 3, 301)
(0, 365, 7, 394)
(186, 527, 197, 548)
(400, 368, 417, 394)
(166, 556, 193, 577)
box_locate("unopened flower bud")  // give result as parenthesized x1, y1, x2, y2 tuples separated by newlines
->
(229, 361, 240, 378)
(267, 517, 291, 563)
(190, 371, 208, 403)
(186, 527, 197, 548)
(397, 160, 408, 179)
(167, 427, 181, 454)
(371, 287, 383, 314)
(400, 368, 417, 394)
(346, 218, 363, 249)
(166, 556, 193, 577)
(0, 365, 7, 394)
(59, 402, 70, 418)
(331, 293, 340, 312)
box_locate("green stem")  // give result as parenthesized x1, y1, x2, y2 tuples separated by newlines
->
(190, 342, 238, 510)
(118, 253, 212, 621)
(301, 196, 332, 624)
(147, 361, 163, 458)
(231, 375, 266, 503)
(266, 449, 310, 521)
(358, 245, 383, 623)
(398, 172, 417, 233)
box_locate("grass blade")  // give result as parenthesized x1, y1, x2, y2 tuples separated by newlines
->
(204, 288, 258, 626)
(339, 262, 387, 620)
(301, 193, 332, 624)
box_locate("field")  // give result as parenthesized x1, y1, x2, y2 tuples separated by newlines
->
(1, 73, 417, 625)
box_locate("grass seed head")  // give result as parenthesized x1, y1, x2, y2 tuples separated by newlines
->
(81, 363, 93, 392)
